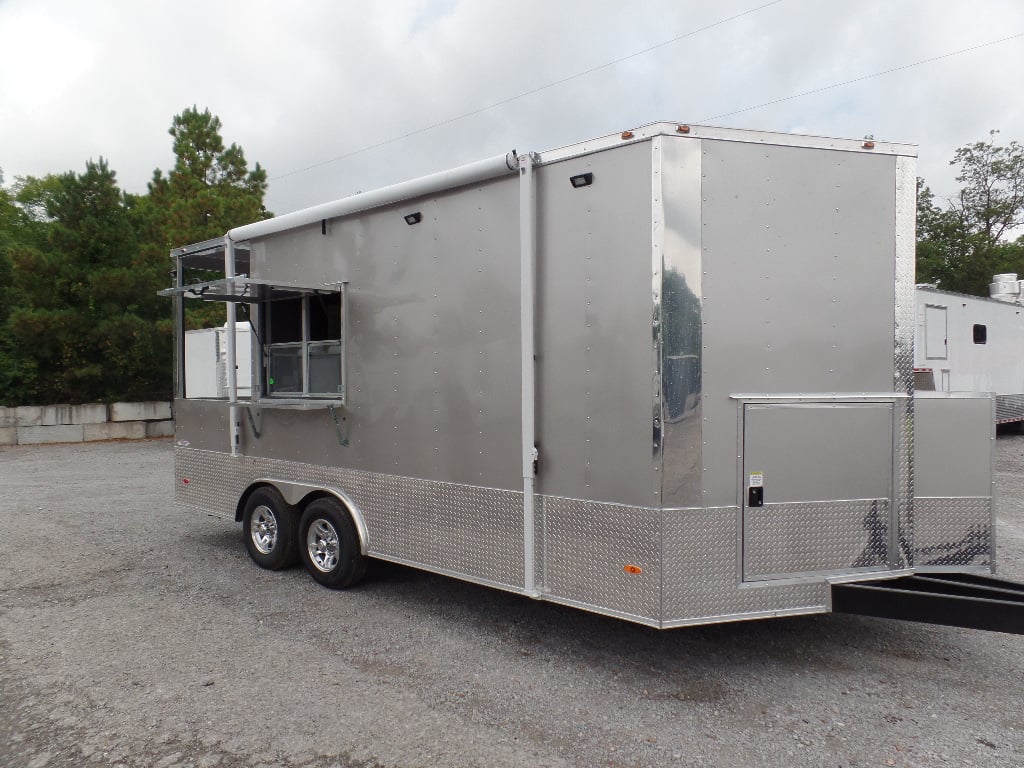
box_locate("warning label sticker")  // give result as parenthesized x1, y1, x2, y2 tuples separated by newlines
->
(748, 472, 764, 488)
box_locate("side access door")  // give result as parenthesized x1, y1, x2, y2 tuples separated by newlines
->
(741, 402, 896, 582)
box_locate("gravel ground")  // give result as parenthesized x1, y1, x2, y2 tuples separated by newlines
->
(1, 436, 1023, 768)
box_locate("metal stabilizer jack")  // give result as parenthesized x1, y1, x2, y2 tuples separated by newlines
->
(832, 573, 1024, 635)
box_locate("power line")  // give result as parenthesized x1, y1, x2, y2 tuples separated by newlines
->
(701, 31, 1024, 122)
(269, 0, 785, 182)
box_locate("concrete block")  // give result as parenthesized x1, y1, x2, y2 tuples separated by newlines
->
(14, 406, 42, 427)
(110, 401, 172, 422)
(72, 403, 110, 424)
(17, 425, 85, 444)
(83, 421, 147, 441)
(40, 404, 75, 426)
(145, 420, 175, 438)
(0, 406, 15, 428)
(0, 426, 16, 445)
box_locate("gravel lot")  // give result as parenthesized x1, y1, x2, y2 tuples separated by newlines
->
(1, 436, 1023, 768)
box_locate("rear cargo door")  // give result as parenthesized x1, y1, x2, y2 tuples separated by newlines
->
(741, 402, 894, 581)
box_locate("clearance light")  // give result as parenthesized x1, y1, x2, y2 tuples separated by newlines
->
(863, 140, 875, 149)
(677, 124, 691, 134)
(624, 564, 643, 575)
(182, 478, 190, 484)
(621, 130, 635, 140)
(570, 173, 594, 189)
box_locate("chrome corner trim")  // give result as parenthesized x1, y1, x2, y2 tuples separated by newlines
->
(651, 135, 665, 502)
(658, 133, 703, 509)
(894, 154, 917, 569)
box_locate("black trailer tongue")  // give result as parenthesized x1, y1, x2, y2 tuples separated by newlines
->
(831, 573, 1024, 635)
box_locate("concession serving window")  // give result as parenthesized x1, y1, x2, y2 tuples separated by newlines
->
(161, 268, 347, 407)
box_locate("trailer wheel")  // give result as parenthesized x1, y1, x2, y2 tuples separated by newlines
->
(298, 497, 367, 589)
(242, 487, 298, 570)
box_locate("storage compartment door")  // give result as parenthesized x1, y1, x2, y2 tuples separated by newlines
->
(742, 403, 894, 581)
(913, 393, 994, 568)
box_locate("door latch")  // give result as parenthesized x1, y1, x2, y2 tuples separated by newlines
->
(748, 486, 764, 507)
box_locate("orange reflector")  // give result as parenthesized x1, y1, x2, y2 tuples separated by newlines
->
(621, 130, 634, 140)
(677, 124, 691, 134)
(624, 564, 643, 575)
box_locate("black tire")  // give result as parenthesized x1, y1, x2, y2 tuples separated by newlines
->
(298, 497, 367, 589)
(242, 486, 299, 570)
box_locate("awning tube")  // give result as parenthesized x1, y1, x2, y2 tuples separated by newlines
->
(229, 151, 519, 242)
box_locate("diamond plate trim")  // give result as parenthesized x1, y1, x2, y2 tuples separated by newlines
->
(539, 496, 661, 621)
(996, 394, 1024, 423)
(177, 448, 903, 625)
(743, 500, 889, 580)
(913, 496, 992, 567)
(176, 448, 251, 519)
(663, 507, 826, 622)
(894, 155, 916, 567)
(176, 447, 525, 588)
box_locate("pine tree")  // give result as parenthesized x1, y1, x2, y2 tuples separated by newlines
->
(142, 106, 271, 329)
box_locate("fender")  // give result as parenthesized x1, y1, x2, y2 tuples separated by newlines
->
(238, 479, 369, 555)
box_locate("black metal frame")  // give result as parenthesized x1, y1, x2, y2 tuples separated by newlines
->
(832, 573, 1024, 635)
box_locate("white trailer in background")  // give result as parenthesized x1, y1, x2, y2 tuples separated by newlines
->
(915, 274, 1024, 425)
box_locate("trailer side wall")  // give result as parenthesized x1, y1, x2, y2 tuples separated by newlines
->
(533, 140, 663, 621)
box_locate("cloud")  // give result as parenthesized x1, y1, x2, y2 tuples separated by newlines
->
(2, 0, 1022, 213)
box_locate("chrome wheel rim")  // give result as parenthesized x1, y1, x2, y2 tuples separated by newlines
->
(250, 505, 278, 555)
(307, 518, 340, 573)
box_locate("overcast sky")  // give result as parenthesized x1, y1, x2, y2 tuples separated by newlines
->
(2, 0, 1023, 217)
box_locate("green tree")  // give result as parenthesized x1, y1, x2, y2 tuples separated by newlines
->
(0, 169, 55, 402)
(3, 160, 171, 404)
(0, 172, 29, 401)
(0, 108, 268, 405)
(917, 131, 1024, 295)
(142, 106, 271, 329)
(0, 170, 20, 321)
(146, 106, 269, 247)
